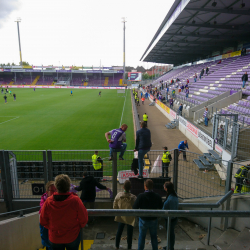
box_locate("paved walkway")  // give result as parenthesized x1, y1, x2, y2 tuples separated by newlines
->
(136, 98, 202, 154)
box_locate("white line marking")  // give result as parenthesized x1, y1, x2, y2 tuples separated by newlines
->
(0, 117, 19, 125)
(119, 90, 127, 127)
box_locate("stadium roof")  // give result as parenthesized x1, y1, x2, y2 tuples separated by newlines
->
(140, 0, 250, 65)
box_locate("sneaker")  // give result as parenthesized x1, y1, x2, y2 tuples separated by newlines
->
(109, 157, 113, 161)
(119, 157, 124, 160)
(137, 175, 143, 179)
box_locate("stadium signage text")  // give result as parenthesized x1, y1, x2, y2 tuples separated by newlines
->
(118, 169, 149, 184)
(198, 130, 214, 149)
(155, 99, 170, 114)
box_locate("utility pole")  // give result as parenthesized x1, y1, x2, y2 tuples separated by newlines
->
(15, 18, 23, 67)
(122, 17, 127, 85)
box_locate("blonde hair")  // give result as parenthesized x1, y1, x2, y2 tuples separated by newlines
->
(54, 174, 71, 193)
(45, 181, 55, 192)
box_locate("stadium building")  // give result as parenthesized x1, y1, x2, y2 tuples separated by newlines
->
(1, 1, 250, 250)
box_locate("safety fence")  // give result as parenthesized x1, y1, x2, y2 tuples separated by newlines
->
(1, 149, 249, 210)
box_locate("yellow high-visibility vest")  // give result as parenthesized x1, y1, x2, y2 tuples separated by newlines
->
(162, 151, 170, 163)
(92, 154, 102, 170)
(143, 114, 148, 121)
(234, 166, 248, 178)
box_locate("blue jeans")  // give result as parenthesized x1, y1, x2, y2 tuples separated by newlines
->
(109, 143, 127, 158)
(194, 78, 196, 82)
(204, 117, 208, 126)
(165, 218, 177, 250)
(186, 94, 188, 98)
(39, 224, 52, 250)
(242, 81, 246, 88)
(50, 232, 81, 250)
(138, 218, 158, 250)
(138, 149, 150, 176)
(116, 222, 133, 249)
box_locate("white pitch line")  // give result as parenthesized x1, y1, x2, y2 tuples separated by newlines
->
(119, 90, 127, 128)
(0, 116, 19, 125)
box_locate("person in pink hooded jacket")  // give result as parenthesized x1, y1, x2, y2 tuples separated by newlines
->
(39, 181, 57, 250)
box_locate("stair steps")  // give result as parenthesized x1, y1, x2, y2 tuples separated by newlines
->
(31, 75, 40, 85)
(201, 227, 223, 245)
(104, 77, 109, 86)
(89, 241, 216, 250)
(227, 227, 250, 250)
(213, 228, 240, 250)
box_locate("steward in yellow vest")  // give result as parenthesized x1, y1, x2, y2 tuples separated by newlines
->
(143, 113, 148, 126)
(234, 164, 250, 193)
(161, 146, 172, 178)
(92, 151, 103, 181)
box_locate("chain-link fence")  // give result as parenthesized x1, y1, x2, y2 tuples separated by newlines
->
(237, 127, 250, 161)
(8, 150, 46, 199)
(1, 149, 250, 205)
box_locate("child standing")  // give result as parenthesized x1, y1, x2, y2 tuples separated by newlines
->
(39, 181, 57, 250)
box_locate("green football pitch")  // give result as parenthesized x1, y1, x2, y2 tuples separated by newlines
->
(0, 88, 134, 150)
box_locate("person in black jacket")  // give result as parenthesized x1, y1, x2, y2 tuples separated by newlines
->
(75, 172, 109, 221)
(134, 121, 152, 179)
(242, 72, 248, 89)
(133, 179, 163, 250)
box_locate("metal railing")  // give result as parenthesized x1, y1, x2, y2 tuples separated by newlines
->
(0, 189, 235, 250)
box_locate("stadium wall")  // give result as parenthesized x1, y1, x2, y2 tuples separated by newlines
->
(0, 85, 125, 89)
(147, 94, 234, 163)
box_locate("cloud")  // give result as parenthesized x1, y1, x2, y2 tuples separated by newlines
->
(0, 0, 20, 28)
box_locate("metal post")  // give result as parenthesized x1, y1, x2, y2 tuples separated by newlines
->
(173, 149, 179, 193)
(47, 150, 53, 181)
(15, 18, 23, 66)
(112, 152, 117, 199)
(207, 208, 212, 245)
(166, 217, 171, 250)
(43, 151, 48, 185)
(223, 119, 228, 149)
(122, 17, 126, 84)
(0, 151, 13, 211)
(224, 161, 233, 230)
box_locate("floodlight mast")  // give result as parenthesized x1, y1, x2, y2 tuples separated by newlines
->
(122, 17, 127, 84)
(15, 18, 23, 67)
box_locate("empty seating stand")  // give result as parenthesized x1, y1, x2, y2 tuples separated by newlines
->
(165, 119, 179, 129)
(193, 150, 221, 171)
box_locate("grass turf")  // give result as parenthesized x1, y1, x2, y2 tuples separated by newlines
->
(0, 88, 134, 151)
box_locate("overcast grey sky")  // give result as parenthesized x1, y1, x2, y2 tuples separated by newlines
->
(0, 0, 175, 68)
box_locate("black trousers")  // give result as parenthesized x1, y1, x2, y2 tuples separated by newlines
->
(94, 167, 103, 181)
(162, 162, 170, 177)
(115, 222, 133, 249)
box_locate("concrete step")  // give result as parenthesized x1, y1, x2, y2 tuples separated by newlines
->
(90, 241, 216, 250)
(213, 228, 240, 250)
(227, 228, 250, 250)
(201, 228, 223, 246)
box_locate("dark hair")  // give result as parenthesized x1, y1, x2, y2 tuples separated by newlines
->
(141, 121, 147, 128)
(54, 174, 71, 193)
(83, 171, 88, 177)
(124, 180, 131, 192)
(144, 179, 153, 190)
(164, 182, 177, 198)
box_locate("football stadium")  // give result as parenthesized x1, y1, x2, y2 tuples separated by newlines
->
(1, 0, 250, 250)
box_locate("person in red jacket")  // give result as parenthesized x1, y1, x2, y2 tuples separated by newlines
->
(40, 174, 88, 250)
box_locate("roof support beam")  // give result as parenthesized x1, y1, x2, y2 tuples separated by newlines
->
(185, 7, 250, 16)
(162, 32, 250, 40)
(173, 22, 250, 31)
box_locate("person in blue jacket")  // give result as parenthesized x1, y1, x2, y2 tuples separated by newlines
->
(162, 182, 179, 250)
(178, 140, 189, 162)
